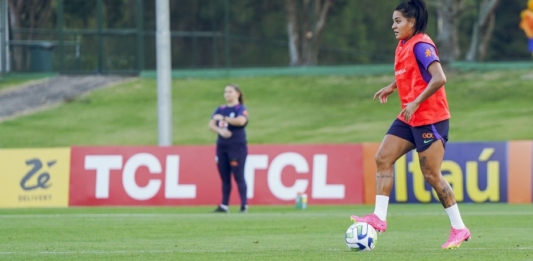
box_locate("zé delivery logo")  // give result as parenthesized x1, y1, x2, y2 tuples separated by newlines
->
(0, 148, 71, 208)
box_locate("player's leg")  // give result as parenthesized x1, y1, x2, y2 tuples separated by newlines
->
(414, 120, 470, 249)
(351, 119, 415, 232)
(229, 144, 248, 213)
(375, 134, 415, 197)
(215, 147, 232, 213)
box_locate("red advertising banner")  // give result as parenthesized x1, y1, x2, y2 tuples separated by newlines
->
(69, 145, 363, 206)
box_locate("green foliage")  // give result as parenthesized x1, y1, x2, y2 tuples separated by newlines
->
(18, 0, 532, 71)
(0, 204, 531, 260)
(322, 0, 387, 64)
(487, 0, 532, 60)
(63, 0, 97, 28)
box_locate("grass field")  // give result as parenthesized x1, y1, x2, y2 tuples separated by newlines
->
(0, 73, 56, 92)
(1, 69, 532, 148)
(0, 204, 531, 260)
(1, 71, 531, 261)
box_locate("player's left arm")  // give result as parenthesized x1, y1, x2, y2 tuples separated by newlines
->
(224, 108, 248, 126)
(412, 61, 447, 105)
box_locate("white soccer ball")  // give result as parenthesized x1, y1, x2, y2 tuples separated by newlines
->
(345, 222, 378, 251)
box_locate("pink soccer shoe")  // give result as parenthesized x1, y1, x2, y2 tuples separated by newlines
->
(442, 227, 471, 249)
(350, 213, 387, 233)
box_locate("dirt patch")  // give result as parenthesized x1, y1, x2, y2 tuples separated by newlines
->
(0, 75, 133, 122)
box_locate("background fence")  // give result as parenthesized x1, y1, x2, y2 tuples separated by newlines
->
(1, 0, 532, 74)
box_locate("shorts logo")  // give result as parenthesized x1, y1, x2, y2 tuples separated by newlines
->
(230, 160, 238, 167)
(422, 133, 434, 139)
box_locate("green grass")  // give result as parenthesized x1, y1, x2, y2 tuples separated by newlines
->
(0, 73, 56, 92)
(1, 70, 532, 148)
(0, 204, 531, 260)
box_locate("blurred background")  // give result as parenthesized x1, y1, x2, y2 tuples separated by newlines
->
(1, 0, 532, 74)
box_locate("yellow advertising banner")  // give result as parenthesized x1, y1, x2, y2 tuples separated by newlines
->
(0, 148, 71, 208)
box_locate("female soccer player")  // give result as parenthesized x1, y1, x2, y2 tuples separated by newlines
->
(209, 84, 249, 213)
(350, 0, 471, 249)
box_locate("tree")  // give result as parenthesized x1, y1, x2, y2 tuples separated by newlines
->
(319, 0, 398, 65)
(435, 0, 466, 67)
(465, 0, 501, 61)
(285, 0, 333, 66)
(63, 0, 96, 28)
(8, 0, 53, 70)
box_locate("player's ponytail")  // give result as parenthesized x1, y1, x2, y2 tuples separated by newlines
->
(228, 84, 244, 104)
(395, 0, 429, 35)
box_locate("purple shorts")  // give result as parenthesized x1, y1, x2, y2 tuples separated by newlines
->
(386, 118, 449, 152)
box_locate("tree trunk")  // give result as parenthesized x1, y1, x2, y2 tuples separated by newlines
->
(466, 0, 501, 61)
(311, 0, 332, 65)
(286, 0, 300, 66)
(285, 0, 332, 66)
(435, 0, 465, 68)
(7, 0, 53, 71)
(300, 0, 311, 65)
(8, 0, 23, 70)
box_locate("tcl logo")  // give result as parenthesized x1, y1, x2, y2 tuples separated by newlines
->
(84, 152, 344, 201)
(246, 152, 345, 200)
(85, 153, 196, 200)
(70, 145, 363, 206)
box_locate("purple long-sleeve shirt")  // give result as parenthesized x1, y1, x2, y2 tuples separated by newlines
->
(413, 42, 440, 83)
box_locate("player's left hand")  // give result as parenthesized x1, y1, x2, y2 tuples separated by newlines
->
(400, 102, 420, 123)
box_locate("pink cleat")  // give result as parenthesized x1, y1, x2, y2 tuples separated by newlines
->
(350, 213, 387, 233)
(441, 227, 471, 249)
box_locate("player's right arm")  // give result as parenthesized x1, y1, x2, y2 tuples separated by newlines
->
(208, 118, 220, 133)
(208, 108, 232, 138)
(208, 118, 232, 138)
(373, 81, 397, 104)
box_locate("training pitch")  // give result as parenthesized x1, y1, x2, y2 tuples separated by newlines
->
(0, 204, 531, 260)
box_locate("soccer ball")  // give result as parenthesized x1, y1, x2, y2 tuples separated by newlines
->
(345, 222, 378, 251)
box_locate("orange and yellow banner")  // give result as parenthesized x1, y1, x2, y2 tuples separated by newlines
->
(0, 142, 531, 208)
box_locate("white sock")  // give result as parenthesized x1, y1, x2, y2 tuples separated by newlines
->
(219, 204, 229, 210)
(373, 195, 389, 221)
(445, 204, 466, 229)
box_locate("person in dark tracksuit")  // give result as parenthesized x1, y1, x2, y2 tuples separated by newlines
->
(208, 84, 249, 213)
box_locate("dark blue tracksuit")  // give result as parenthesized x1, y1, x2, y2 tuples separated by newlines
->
(212, 104, 248, 208)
